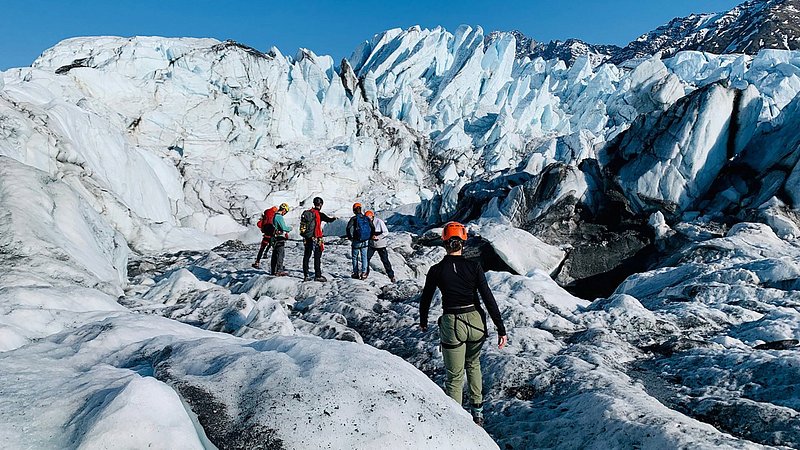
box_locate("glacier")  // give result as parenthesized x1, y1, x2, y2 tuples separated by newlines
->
(1, 23, 800, 449)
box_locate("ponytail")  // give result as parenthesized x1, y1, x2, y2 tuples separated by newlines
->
(444, 238, 463, 253)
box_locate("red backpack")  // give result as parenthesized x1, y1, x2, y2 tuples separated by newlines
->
(257, 207, 278, 236)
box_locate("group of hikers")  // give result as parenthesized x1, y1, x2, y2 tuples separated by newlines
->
(252, 199, 506, 427)
(251, 197, 395, 283)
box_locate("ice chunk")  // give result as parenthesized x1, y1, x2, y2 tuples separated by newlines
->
(77, 376, 206, 449)
(472, 222, 565, 275)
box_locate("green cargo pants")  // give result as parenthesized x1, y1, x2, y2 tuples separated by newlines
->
(439, 310, 486, 406)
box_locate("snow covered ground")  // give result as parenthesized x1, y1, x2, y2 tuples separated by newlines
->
(117, 226, 800, 449)
(2, 23, 800, 450)
(0, 213, 498, 449)
(5, 212, 799, 448)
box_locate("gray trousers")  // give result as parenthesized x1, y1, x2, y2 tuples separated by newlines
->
(270, 239, 285, 274)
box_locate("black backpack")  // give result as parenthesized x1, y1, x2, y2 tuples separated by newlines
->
(299, 209, 316, 239)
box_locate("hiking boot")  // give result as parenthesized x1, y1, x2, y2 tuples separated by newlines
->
(276, 271, 289, 277)
(303, 275, 310, 282)
(471, 405, 484, 427)
(251, 262, 260, 269)
(314, 276, 327, 282)
(390, 276, 397, 283)
(360, 272, 368, 280)
(351, 273, 361, 279)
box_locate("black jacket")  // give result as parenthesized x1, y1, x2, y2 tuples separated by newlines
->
(318, 211, 336, 223)
(419, 255, 506, 335)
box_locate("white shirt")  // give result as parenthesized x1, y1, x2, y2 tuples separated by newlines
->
(371, 217, 389, 248)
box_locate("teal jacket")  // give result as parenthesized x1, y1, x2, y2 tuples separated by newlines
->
(273, 213, 292, 234)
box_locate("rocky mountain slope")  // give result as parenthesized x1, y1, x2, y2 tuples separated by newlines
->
(485, 30, 621, 66)
(496, 0, 800, 66)
(612, 0, 800, 64)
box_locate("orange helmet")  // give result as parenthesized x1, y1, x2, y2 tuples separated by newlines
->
(365, 210, 375, 219)
(442, 221, 467, 241)
(352, 202, 362, 210)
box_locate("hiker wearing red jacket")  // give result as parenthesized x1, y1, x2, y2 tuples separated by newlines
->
(299, 197, 336, 282)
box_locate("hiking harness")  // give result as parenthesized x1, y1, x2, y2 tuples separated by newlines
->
(438, 304, 488, 350)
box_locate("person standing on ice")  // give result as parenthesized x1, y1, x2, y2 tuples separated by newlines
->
(364, 210, 396, 282)
(419, 221, 507, 427)
(346, 202, 374, 279)
(300, 196, 336, 282)
(270, 203, 292, 276)
(252, 206, 278, 269)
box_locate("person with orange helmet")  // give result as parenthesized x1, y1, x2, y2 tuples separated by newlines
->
(419, 221, 507, 427)
(346, 202, 374, 279)
(364, 210, 396, 282)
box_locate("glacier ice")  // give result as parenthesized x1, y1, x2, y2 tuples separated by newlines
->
(3, 25, 800, 450)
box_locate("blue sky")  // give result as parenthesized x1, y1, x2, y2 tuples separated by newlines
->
(1, 0, 743, 70)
